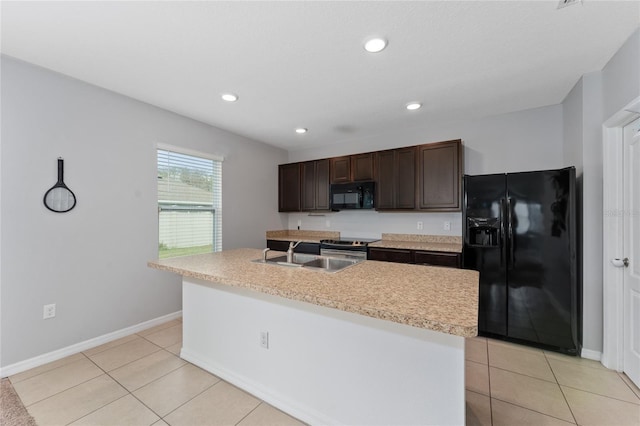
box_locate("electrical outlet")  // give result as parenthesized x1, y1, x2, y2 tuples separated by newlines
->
(417, 221, 423, 230)
(43, 303, 56, 319)
(297, 220, 302, 230)
(443, 221, 451, 231)
(260, 331, 269, 349)
(326, 219, 331, 228)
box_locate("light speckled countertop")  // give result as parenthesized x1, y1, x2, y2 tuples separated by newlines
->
(369, 233, 463, 253)
(149, 248, 478, 337)
(266, 230, 340, 243)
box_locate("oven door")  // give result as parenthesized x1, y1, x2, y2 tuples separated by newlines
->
(320, 248, 368, 260)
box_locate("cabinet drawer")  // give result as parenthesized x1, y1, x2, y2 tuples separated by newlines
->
(414, 251, 461, 268)
(368, 248, 413, 263)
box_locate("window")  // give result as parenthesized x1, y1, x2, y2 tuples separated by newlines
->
(157, 147, 222, 258)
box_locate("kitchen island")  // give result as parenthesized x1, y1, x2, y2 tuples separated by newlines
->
(149, 248, 479, 425)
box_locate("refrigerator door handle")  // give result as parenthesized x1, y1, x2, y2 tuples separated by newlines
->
(507, 197, 515, 268)
(500, 198, 506, 266)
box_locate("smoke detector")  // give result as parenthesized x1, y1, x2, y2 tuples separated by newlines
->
(558, 0, 582, 9)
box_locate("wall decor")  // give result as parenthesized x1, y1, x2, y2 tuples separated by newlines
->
(43, 158, 76, 213)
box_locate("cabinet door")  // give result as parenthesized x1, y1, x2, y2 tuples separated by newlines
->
(375, 150, 395, 209)
(368, 248, 413, 263)
(414, 251, 461, 268)
(351, 153, 374, 181)
(278, 163, 301, 212)
(315, 159, 330, 210)
(301, 161, 316, 211)
(396, 147, 416, 209)
(297, 242, 321, 255)
(266, 240, 290, 252)
(330, 156, 351, 183)
(267, 240, 320, 255)
(301, 160, 329, 211)
(419, 140, 461, 210)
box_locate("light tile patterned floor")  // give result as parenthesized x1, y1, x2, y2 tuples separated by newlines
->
(10, 319, 302, 426)
(466, 337, 640, 426)
(8, 319, 640, 425)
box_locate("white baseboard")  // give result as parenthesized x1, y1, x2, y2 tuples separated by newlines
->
(180, 348, 336, 426)
(581, 348, 603, 362)
(0, 311, 182, 378)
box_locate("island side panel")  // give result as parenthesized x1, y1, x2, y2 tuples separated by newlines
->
(181, 277, 465, 426)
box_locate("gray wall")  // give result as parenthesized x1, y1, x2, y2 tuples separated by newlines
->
(286, 105, 564, 239)
(602, 28, 640, 121)
(562, 79, 584, 175)
(562, 73, 605, 354)
(560, 28, 639, 355)
(0, 56, 287, 367)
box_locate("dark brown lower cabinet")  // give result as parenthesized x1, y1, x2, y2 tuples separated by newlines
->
(266, 240, 321, 255)
(368, 247, 413, 263)
(368, 247, 460, 268)
(414, 250, 461, 268)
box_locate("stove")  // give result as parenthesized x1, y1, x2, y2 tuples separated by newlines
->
(320, 237, 380, 259)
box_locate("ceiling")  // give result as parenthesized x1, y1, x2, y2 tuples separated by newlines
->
(1, 1, 639, 151)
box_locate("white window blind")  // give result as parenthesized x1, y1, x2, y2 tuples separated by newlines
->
(157, 148, 222, 258)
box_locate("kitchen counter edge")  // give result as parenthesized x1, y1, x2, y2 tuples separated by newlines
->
(148, 249, 478, 338)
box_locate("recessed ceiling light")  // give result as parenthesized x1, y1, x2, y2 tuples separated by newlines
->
(221, 93, 238, 102)
(295, 128, 308, 134)
(364, 38, 387, 53)
(406, 102, 422, 111)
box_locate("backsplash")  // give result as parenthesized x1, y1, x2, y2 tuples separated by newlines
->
(266, 230, 340, 239)
(381, 233, 462, 244)
(286, 210, 462, 239)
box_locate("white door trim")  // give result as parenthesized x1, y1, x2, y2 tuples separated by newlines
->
(602, 96, 640, 370)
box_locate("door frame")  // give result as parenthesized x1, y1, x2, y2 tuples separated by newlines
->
(602, 96, 640, 370)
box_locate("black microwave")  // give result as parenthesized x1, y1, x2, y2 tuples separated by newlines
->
(330, 181, 375, 210)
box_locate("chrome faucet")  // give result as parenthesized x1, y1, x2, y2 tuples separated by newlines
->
(262, 248, 270, 262)
(287, 241, 302, 263)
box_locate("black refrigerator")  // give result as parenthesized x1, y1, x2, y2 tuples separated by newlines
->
(462, 167, 581, 355)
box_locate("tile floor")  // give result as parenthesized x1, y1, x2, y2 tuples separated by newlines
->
(465, 336, 640, 426)
(7, 319, 640, 426)
(10, 319, 302, 426)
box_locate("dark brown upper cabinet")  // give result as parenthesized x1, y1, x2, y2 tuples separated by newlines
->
(301, 159, 330, 211)
(418, 140, 462, 211)
(330, 153, 374, 183)
(351, 153, 375, 181)
(330, 156, 351, 183)
(279, 139, 462, 213)
(375, 150, 395, 209)
(375, 147, 416, 210)
(278, 163, 301, 212)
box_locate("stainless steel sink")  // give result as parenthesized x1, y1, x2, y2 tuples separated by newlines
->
(302, 257, 360, 272)
(253, 253, 362, 273)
